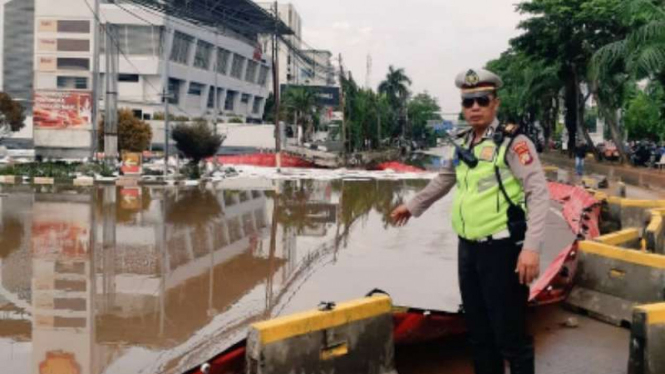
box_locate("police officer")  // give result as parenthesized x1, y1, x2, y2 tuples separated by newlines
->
(391, 69, 549, 374)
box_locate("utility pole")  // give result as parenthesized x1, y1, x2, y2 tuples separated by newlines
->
(104, 24, 119, 164)
(272, 1, 281, 172)
(91, 0, 101, 159)
(213, 30, 219, 136)
(365, 54, 372, 90)
(162, 20, 172, 177)
(338, 53, 346, 162)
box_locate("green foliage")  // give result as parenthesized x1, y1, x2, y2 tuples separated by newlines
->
(0, 162, 78, 179)
(171, 121, 224, 165)
(623, 85, 665, 141)
(99, 109, 153, 152)
(228, 117, 244, 124)
(0, 92, 25, 136)
(407, 92, 441, 144)
(282, 87, 320, 141)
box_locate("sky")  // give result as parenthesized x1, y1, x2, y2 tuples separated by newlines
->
(286, 0, 525, 115)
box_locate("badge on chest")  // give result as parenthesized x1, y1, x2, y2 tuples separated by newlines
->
(478, 146, 496, 162)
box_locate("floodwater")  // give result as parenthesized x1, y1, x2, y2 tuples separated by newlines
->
(0, 178, 476, 374)
(0, 174, 577, 374)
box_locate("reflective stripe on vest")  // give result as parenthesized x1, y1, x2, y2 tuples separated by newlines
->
(451, 137, 526, 240)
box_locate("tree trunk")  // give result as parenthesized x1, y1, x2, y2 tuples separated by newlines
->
(604, 108, 628, 163)
(577, 87, 601, 161)
(564, 73, 577, 158)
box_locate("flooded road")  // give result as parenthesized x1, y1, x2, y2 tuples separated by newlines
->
(0, 178, 469, 374)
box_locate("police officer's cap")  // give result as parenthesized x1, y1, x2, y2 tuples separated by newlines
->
(455, 68, 503, 99)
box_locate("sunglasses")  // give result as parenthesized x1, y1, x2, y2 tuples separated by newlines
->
(462, 96, 492, 109)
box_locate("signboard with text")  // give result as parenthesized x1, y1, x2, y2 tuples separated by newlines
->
(280, 85, 341, 107)
(34, 91, 92, 129)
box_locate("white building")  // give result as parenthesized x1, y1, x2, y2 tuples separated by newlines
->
(301, 49, 335, 86)
(0, 0, 284, 157)
(257, 2, 304, 85)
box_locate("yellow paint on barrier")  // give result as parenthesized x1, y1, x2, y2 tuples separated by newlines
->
(636, 303, 665, 325)
(595, 228, 640, 246)
(320, 343, 349, 361)
(251, 295, 392, 345)
(620, 199, 665, 208)
(647, 214, 663, 235)
(579, 241, 665, 269)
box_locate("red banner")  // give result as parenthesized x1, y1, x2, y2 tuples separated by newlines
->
(34, 90, 92, 129)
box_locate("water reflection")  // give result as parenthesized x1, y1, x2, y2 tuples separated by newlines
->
(0, 179, 440, 374)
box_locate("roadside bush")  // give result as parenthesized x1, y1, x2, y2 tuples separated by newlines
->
(171, 121, 224, 179)
(228, 117, 244, 124)
(99, 109, 153, 152)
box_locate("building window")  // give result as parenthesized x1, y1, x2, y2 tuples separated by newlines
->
(241, 94, 250, 104)
(57, 20, 90, 33)
(56, 76, 88, 89)
(188, 82, 204, 96)
(123, 25, 163, 56)
(170, 31, 193, 65)
(245, 60, 258, 83)
(252, 97, 263, 114)
(216, 48, 231, 75)
(57, 57, 89, 71)
(193, 40, 213, 70)
(118, 74, 139, 82)
(258, 65, 269, 86)
(57, 39, 90, 52)
(230, 54, 245, 79)
(225, 91, 236, 111)
(165, 78, 181, 104)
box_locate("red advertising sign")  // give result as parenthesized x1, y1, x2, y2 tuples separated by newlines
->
(121, 152, 142, 175)
(34, 91, 92, 129)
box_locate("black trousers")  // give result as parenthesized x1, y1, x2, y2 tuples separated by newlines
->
(458, 237, 534, 374)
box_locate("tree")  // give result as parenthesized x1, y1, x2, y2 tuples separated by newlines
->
(512, 0, 625, 155)
(282, 87, 319, 142)
(0, 92, 25, 140)
(171, 120, 224, 177)
(623, 85, 665, 141)
(99, 109, 153, 153)
(378, 66, 412, 138)
(407, 92, 441, 145)
(486, 50, 560, 148)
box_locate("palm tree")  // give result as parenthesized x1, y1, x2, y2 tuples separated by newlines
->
(282, 87, 319, 144)
(378, 66, 412, 139)
(591, 0, 665, 161)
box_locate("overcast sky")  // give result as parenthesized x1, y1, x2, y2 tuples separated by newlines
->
(286, 0, 525, 115)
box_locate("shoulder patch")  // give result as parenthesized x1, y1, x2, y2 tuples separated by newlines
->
(512, 141, 534, 166)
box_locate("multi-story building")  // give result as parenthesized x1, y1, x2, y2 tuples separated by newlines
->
(0, 0, 284, 157)
(258, 2, 303, 85)
(301, 49, 335, 86)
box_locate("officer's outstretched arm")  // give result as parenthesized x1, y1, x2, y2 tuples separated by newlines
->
(405, 162, 456, 218)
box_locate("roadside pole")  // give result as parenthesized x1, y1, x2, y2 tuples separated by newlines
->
(339, 54, 346, 164)
(91, 0, 101, 159)
(162, 20, 172, 178)
(272, 1, 281, 172)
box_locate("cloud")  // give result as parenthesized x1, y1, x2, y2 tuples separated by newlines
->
(288, 0, 524, 112)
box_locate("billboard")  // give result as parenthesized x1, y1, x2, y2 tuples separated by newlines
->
(34, 90, 92, 129)
(280, 85, 340, 107)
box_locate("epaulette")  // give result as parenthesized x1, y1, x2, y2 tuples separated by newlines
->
(502, 123, 521, 137)
(454, 128, 472, 139)
(493, 123, 522, 147)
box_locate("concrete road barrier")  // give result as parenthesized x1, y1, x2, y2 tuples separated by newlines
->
(33, 177, 55, 185)
(628, 303, 665, 374)
(645, 209, 665, 255)
(567, 241, 665, 326)
(246, 295, 397, 374)
(0, 175, 15, 184)
(595, 228, 641, 249)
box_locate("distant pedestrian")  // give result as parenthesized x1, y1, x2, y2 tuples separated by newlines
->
(575, 140, 587, 176)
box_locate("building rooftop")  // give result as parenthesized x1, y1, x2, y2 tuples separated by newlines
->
(126, 0, 293, 36)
